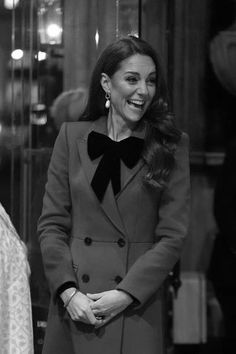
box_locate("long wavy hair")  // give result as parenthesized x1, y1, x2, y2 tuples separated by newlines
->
(80, 36, 181, 187)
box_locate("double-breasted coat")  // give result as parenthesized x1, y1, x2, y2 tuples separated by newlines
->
(38, 116, 190, 354)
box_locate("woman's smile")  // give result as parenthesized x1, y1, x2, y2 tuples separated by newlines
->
(127, 98, 145, 110)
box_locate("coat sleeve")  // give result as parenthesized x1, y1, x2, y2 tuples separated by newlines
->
(116, 133, 191, 305)
(37, 123, 77, 299)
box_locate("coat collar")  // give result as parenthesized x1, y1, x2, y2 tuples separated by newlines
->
(77, 116, 146, 236)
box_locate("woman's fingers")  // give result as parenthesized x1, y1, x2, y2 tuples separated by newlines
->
(66, 291, 99, 325)
(87, 292, 104, 300)
(66, 290, 133, 327)
(83, 290, 132, 327)
(94, 312, 117, 329)
(91, 308, 101, 315)
(68, 304, 102, 326)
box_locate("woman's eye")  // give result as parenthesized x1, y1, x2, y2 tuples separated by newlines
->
(147, 77, 156, 85)
(126, 76, 137, 83)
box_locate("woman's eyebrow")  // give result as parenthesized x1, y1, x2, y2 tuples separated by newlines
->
(124, 70, 156, 75)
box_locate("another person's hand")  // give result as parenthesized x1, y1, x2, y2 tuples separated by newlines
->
(61, 288, 102, 326)
(87, 289, 133, 328)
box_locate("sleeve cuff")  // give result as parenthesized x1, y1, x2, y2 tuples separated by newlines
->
(57, 281, 77, 296)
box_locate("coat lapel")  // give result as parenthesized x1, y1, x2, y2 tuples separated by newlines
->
(77, 116, 146, 236)
(117, 121, 146, 197)
(77, 117, 127, 236)
(118, 159, 145, 197)
(77, 124, 98, 188)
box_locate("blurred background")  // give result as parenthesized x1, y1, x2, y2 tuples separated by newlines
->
(0, 0, 236, 353)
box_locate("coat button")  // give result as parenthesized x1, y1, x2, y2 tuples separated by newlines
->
(117, 238, 126, 247)
(84, 237, 92, 246)
(82, 274, 90, 283)
(115, 276, 123, 284)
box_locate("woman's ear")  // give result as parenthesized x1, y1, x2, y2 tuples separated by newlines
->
(100, 73, 111, 93)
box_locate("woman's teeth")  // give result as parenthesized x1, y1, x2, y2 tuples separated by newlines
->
(127, 99, 145, 109)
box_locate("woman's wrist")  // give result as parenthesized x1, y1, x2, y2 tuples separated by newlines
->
(117, 290, 134, 306)
(60, 287, 77, 306)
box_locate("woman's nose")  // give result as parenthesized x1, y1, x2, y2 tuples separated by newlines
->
(137, 81, 148, 95)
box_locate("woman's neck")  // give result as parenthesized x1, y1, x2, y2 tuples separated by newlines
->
(107, 112, 137, 141)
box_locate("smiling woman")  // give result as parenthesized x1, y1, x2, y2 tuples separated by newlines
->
(100, 53, 156, 138)
(38, 35, 190, 354)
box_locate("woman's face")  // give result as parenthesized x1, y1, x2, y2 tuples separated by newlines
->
(107, 54, 156, 126)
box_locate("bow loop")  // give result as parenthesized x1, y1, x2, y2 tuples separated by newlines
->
(87, 132, 112, 160)
(118, 138, 144, 168)
(87, 131, 144, 201)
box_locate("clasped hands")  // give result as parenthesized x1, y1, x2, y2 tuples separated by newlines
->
(61, 288, 133, 328)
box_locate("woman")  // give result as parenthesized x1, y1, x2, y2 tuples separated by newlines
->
(38, 36, 190, 354)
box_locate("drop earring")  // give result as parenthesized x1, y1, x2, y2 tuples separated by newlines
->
(105, 91, 111, 109)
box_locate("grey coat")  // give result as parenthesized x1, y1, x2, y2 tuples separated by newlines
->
(38, 116, 190, 354)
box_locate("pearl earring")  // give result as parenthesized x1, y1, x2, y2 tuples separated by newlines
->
(105, 91, 111, 109)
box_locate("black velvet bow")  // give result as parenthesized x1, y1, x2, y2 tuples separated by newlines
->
(87, 131, 144, 201)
